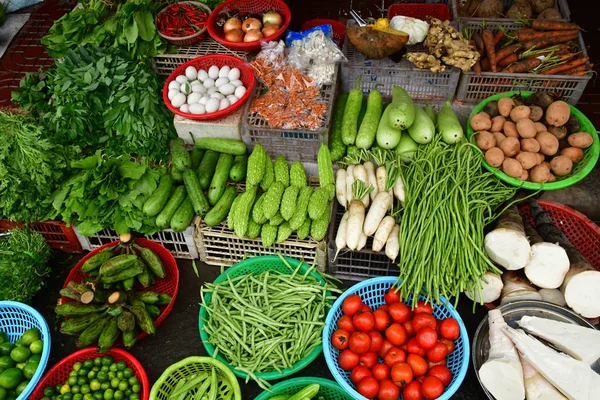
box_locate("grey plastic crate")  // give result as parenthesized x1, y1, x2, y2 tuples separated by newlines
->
(451, 0, 570, 23)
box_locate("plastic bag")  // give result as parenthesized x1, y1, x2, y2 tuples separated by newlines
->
(2, 0, 43, 13)
(249, 40, 286, 86)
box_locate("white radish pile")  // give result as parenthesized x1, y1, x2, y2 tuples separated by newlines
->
(167, 65, 247, 115)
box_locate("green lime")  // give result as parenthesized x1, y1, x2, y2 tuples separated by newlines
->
(93, 392, 103, 400)
(20, 328, 40, 346)
(83, 360, 93, 369)
(0, 387, 6, 400)
(0, 344, 14, 358)
(29, 340, 43, 355)
(68, 376, 77, 386)
(130, 383, 141, 394)
(118, 381, 127, 391)
(113, 390, 124, 400)
(44, 386, 56, 396)
(0, 357, 13, 370)
(122, 369, 132, 379)
(0, 333, 7, 344)
(27, 354, 41, 365)
(71, 385, 80, 394)
(101, 356, 113, 367)
(74, 394, 83, 400)
(100, 382, 110, 391)
(9, 346, 30, 363)
(110, 378, 119, 389)
(13, 340, 21, 347)
(0, 368, 23, 389)
(60, 384, 71, 394)
(23, 362, 37, 380)
(15, 380, 28, 396)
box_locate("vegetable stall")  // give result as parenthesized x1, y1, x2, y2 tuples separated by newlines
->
(0, 0, 599, 400)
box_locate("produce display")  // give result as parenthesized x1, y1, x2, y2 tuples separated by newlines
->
(346, 18, 409, 60)
(157, 2, 209, 38)
(215, 9, 283, 43)
(458, 0, 563, 20)
(0, 328, 44, 398)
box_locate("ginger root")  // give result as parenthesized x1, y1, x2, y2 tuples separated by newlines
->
(422, 18, 480, 72)
(406, 53, 446, 73)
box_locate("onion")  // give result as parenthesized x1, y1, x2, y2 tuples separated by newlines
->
(262, 11, 282, 27)
(262, 23, 280, 38)
(223, 17, 242, 34)
(224, 29, 244, 43)
(242, 17, 262, 33)
(243, 29, 263, 42)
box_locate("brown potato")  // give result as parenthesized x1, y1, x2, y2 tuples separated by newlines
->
(550, 155, 574, 177)
(567, 132, 594, 149)
(536, 153, 545, 165)
(534, 122, 547, 132)
(503, 121, 519, 138)
(516, 118, 537, 139)
(493, 132, 507, 145)
(547, 173, 557, 183)
(519, 169, 529, 181)
(475, 131, 496, 150)
(470, 112, 492, 131)
(536, 132, 559, 156)
(499, 137, 521, 157)
(485, 147, 505, 167)
(498, 97, 515, 117)
(490, 115, 506, 132)
(510, 105, 531, 122)
(545, 101, 570, 127)
(516, 152, 539, 170)
(502, 158, 524, 178)
(529, 106, 543, 122)
(560, 147, 584, 163)
(521, 138, 541, 153)
(548, 126, 567, 140)
(530, 164, 551, 183)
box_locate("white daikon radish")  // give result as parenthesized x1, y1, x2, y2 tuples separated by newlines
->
(520, 355, 566, 400)
(538, 289, 566, 307)
(478, 309, 525, 400)
(346, 165, 355, 205)
(352, 164, 369, 207)
(346, 200, 365, 251)
(504, 326, 600, 400)
(336, 169, 347, 208)
(373, 216, 395, 252)
(385, 224, 400, 261)
(392, 175, 405, 205)
(376, 165, 387, 193)
(334, 212, 349, 261)
(464, 272, 503, 304)
(500, 271, 542, 305)
(364, 192, 392, 237)
(523, 222, 569, 289)
(357, 230, 367, 251)
(363, 161, 379, 201)
(517, 316, 600, 366)
(484, 205, 531, 270)
(387, 189, 394, 211)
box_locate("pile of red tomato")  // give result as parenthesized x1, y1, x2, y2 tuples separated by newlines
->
(331, 288, 460, 400)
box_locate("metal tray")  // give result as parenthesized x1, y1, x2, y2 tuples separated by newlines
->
(472, 300, 600, 400)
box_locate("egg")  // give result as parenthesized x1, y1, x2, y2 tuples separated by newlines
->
(208, 65, 220, 79)
(189, 80, 201, 86)
(227, 95, 239, 104)
(189, 103, 206, 115)
(175, 75, 188, 84)
(199, 96, 209, 105)
(207, 87, 218, 95)
(219, 66, 231, 78)
(219, 98, 231, 111)
(228, 68, 241, 81)
(230, 79, 243, 87)
(180, 104, 190, 114)
(234, 86, 247, 98)
(210, 93, 225, 100)
(171, 93, 187, 108)
(187, 93, 202, 104)
(219, 83, 236, 96)
(203, 78, 215, 89)
(168, 89, 180, 101)
(191, 84, 206, 94)
(215, 77, 229, 88)
(168, 81, 180, 91)
(205, 98, 220, 113)
(197, 69, 209, 82)
(185, 66, 198, 81)
(180, 82, 192, 95)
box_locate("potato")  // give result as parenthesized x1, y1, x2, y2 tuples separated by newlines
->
(550, 155, 574, 177)
(534, 122, 547, 132)
(502, 158, 524, 179)
(548, 125, 567, 140)
(531, 0, 554, 14)
(530, 164, 552, 183)
(519, 169, 529, 181)
(510, 105, 531, 122)
(498, 97, 515, 117)
(516, 118, 537, 139)
(475, 131, 496, 150)
(547, 173, 557, 183)
(536, 153, 545, 165)
(536, 131, 559, 156)
(490, 115, 506, 132)
(525, 92, 554, 110)
(493, 132, 507, 145)
(499, 137, 520, 157)
(537, 8, 562, 20)
(559, 138, 570, 151)
(507, 3, 532, 19)
(346, 26, 409, 59)
(485, 147, 505, 167)
(516, 152, 540, 170)
(470, 112, 493, 131)
(503, 121, 519, 138)
(521, 138, 541, 153)
(529, 106, 543, 122)
(560, 147, 584, 163)
(545, 101, 570, 127)
(567, 132, 594, 149)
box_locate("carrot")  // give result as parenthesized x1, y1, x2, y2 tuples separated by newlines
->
(562, 65, 591, 75)
(493, 30, 506, 45)
(482, 30, 497, 72)
(531, 20, 582, 31)
(502, 58, 542, 73)
(474, 60, 482, 76)
(522, 33, 579, 50)
(495, 44, 521, 63)
(498, 53, 519, 68)
(541, 57, 589, 75)
(481, 57, 491, 71)
(473, 32, 485, 53)
(516, 30, 579, 43)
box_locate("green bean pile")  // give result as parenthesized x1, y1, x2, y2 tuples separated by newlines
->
(200, 260, 336, 388)
(398, 137, 517, 306)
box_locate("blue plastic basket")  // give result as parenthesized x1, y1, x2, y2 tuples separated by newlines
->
(0, 301, 51, 400)
(322, 277, 469, 400)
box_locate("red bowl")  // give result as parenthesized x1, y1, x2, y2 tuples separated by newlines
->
(163, 54, 255, 121)
(61, 239, 179, 342)
(30, 348, 150, 400)
(207, 0, 291, 52)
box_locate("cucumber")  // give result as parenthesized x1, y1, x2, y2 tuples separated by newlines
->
(356, 87, 383, 149)
(156, 186, 187, 229)
(396, 133, 419, 163)
(438, 100, 464, 144)
(183, 169, 210, 216)
(387, 86, 416, 130)
(341, 77, 363, 146)
(143, 174, 174, 217)
(171, 138, 191, 171)
(170, 197, 195, 232)
(329, 93, 348, 161)
(407, 105, 435, 144)
(376, 105, 402, 149)
(204, 186, 237, 227)
(171, 167, 183, 183)
(229, 154, 248, 182)
(208, 153, 234, 206)
(195, 138, 247, 155)
(190, 147, 204, 170)
(197, 150, 220, 190)
(288, 384, 320, 400)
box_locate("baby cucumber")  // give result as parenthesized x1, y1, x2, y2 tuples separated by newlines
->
(143, 174, 174, 217)
(190, 147, 204, 170)
(356, 87, 383, 149)
(229, 154, 248, 182)
(156, 186, 187, 229)
(204, 186, 237, 227)
(195, 138, 247, 155)
(197, 150, 220, 190)
(341, 77, 363, 145)
(208, 153, 234, 206)
(171, 197, 195, 232)
(183, 169, 210, 216)
(329, 93, 348, 161)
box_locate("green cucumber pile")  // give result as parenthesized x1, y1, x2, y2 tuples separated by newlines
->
(56, 237, 172, 351)
(225, 143, 335, 246)
(0, 328, 44, 399)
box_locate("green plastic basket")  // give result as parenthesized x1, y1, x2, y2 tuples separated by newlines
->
(467, 91, 599, 190)
(149, 356, 241, 400)
(198, 255, 330, 381)
(255, 377, 353, 400)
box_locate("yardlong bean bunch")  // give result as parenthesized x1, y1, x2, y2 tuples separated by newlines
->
(398, 137, 517, 307)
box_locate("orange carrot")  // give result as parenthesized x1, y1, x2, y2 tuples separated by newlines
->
(481, 57, 491, 71)
(541, 57, 589, 75)
(502, 58, 542, 73)
(522, 33, 579, 50)
(531, 20, 582, 31)
(493, 30, 506, 45)
(495, 44, 521, 63)
(562, 65, 590, 75)
(473, 32, 484, 53)
(482, 30, 497, 72)
(474, 60, 482, 76)
(517, 30, 579, 43)
(498, 53, 519, 68)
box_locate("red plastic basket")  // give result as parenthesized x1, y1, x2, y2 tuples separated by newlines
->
(61, 239, 179, 342)
(30, 348, 149, 400)
(162, 54, 255, 121)
(300, 19, 346, 47)
(206, 0, 291, 52)
(0, 220, 83, 254)
(388, 3, 451, 21)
